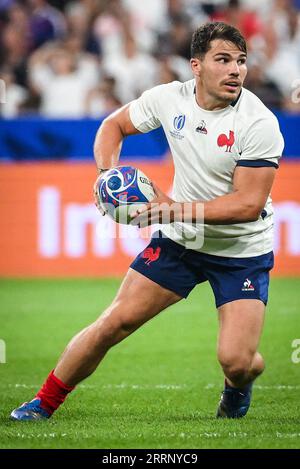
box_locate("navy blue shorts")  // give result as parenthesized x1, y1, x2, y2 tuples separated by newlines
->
(130, 231, 274, 308)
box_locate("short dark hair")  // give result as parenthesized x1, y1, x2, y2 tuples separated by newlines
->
(191, 22, 247, 59)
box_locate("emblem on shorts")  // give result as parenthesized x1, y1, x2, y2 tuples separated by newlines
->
(217, 130, 235, 152)
(242, 278, 255, 291)
(169, 115, 185, 140)
(196, 120, 207, 134)
(142, 247, 161, 265)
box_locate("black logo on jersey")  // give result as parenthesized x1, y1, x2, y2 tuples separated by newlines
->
(195, 120, 207, 135)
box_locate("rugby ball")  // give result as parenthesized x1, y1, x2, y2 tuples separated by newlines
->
(96, 166, 155, 224)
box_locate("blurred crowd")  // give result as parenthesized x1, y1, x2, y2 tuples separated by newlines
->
(0, 0, 300, 118)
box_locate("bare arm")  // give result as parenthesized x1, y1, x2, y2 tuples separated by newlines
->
(93, 103, 141, 173)
(201, 165, 277, 224)
(131, 165, 277, 226)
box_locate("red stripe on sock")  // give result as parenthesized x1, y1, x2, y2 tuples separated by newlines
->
(36, 370, 75, 415)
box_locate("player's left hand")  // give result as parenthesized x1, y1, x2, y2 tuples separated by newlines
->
(93, 171, 109, 215)
(130, 183, 183, 227)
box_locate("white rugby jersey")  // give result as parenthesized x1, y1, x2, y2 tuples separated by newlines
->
(129, 79, 284, 257)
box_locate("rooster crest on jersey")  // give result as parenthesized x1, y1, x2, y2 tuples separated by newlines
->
(97, 166, 155, 224)
(217, 130, 235, 152)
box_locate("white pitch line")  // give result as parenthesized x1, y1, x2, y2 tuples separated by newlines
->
(5, 383, 300, 391)
(6, 383, 187, 390)
(10, 431, 300, 440)
(255, 385, 300, 390)
(15, 433, 68, 438)
(205, 383, 300, 390)
(102, 384, 187, 390)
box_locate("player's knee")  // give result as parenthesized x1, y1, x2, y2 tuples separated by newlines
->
(218, 352, 252, 380)
(112, 299, 143, 331)
(94, 302, 141, 346)
(92, 307, 122, 346)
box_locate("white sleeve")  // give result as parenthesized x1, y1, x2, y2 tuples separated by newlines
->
(237, 116, 284, 168)
(129, 85, 164, 133)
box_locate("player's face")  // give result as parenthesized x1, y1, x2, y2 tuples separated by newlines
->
(191, 39, 247, 110)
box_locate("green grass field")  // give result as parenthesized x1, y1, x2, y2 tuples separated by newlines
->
(0, 278, 299, 449)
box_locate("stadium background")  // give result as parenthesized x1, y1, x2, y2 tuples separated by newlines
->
(0, 0, 300, 450)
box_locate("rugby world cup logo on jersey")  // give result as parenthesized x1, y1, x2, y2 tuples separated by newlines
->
(169, 114, 186, 140)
